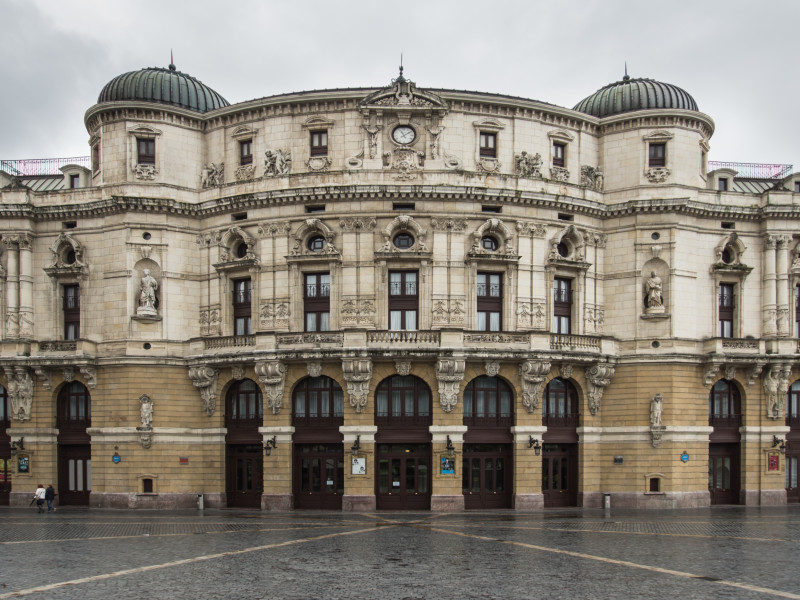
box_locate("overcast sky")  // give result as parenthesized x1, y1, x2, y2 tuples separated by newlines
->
(2, 0, 799, 172)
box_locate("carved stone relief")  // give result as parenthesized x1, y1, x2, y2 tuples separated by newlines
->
(580, 165, 604, 191)
(134, 164, 158, 180)
(200, 309, 221, 336)
(436, 358, 465, 413)
(515, 152, 542, 178)
(138, 394, 153, 449)
(585, 364, 615, 415)
(395, 360, 411, 376)
(342, 358, 372, 413)
(341, 298, 375, 326)
(485, 361, 500, 377)
(4, 366, 33, 421)
(431, 299, 464, 326)
(519, 360, 551, 413)
(235, 164, 256, 181)
(259, 302, 290, 329)
(188, 366, 219, 416)
(201, 163, 224, 188)
(307, 362, 322, 378)
(264, 149, 291, 176)
(306, 157, 332, 172)
(550, 166, 569, 182)
(645, 167, 670, 183)
(255, 360, 287, 415)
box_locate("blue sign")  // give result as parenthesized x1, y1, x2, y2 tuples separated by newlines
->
(112, 454, 121, 463)
(680, 452, 689, 463)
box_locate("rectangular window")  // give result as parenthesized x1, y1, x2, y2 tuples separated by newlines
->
(477, 272, 502, 331)
(69, 174, 80, 189)
(63, 284, 80, 340)
(719, 283, 735, 338)
(304, 273, 330, 332)
(310, 130, 328, 157)
(649, 143, 666, 167)
(795, 285, 800, 337)
(552, 142, 566, 167)
(388, 271, 418, 330)
(795, 181, 800, 193)
(479, 132, 496, 158)
(233, 278, 252, 336)
(718, 177, 728, 191)
(239, 140, 253, 165)
(92, 144, 100, 172)
(553, 278, 572, 334)
(137, 138, 155, 164)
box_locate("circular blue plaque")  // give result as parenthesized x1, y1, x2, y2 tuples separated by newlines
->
(680, 452, 689, 463)
(112, 455, 121, 463)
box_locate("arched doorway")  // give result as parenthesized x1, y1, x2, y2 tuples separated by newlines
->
(375, 375, 432, 510)
(57, 382, 91, 505)
(0, 384, 10, 505)
(708, 379, 741, 505)
(462, 375, 513, 509)
(225, 379, 263, 508)
(786, 381, 800, 503)
(542, 377, 579, 507)
(292, 376, 344, 510)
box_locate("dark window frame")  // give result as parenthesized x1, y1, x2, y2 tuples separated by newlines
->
(552, 142, 566, 167)
(304, 272, 331, 332)
(388, 271, 418, 331)
(310, 130, 328, 157)
(709, 379, 741, 428)
(292, 376, 344, 427)
(63, 284, 80, 340)
(477, 272, 502, 332)
(137, 138, 155, 165)
(239, 139, 253, 165)
(233, 278, 252, 336)
(375, 375, 432, 427)
(719, 282, 735, 338)
(57, 381, 91, 430)
(543, 378, 579, 427)
(553, 277, 572, 334)
(649, 143, 666, 168)
(462, 376, 513, 427)
(479, 132, 497, 158)
(226, 379, 263, 429)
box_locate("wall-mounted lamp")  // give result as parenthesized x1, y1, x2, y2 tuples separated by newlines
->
(264, 436, 277, 456)
(529, 436, 541, 456)
(351, 435, 361, 457)
(446, 435, 455, 457)
(10, 437, 24, 456)
(773, 435, 787, 455)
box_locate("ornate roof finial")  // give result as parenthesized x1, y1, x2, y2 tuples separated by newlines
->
(623, 62, 630, 81)
(397, 53, 406, 82)
(169, 49, 176, 71)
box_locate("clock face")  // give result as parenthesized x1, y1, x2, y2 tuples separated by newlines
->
(392, 126, 416, 145)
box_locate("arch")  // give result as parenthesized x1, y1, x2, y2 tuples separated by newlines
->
(462, 375, 514, 427)
(225, 378, 263, 427)
(714, 233, 746, 266)
(290, 218, 338, 256)
(291, 376, 344, 423)
(642, 257, 669, 310)
(469, 219, 515, 256)
(374, 374, 432, 424)
(57, 381, 91, 429)
(548, 225, 586, 263)
(788, 380, 800, 419)
(709, 378, 742, 423)
(378, 215, 428, 253)
(220, 226, 257, 263)
(543, 377, 579, 420)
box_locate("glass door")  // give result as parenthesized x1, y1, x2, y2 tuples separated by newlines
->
(462, 444, 512, 509)
(542, 443, 578, 507)
(226, 444, 263, 508)
(294, 444, 344, 510)
(376, 444, 430, 510)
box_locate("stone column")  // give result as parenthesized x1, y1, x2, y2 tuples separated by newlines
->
(18, 235, 33, 338)
(4, 239, 19, 337)
(776, 236, 790, 336)
(762, 235, 777, 337)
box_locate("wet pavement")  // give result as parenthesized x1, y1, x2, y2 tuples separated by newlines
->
(1, 505, 799, 599)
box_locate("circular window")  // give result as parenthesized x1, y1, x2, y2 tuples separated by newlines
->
(651, 341, 660, 348)
(393, 233, 415, 249)
(481, 236, 499, 251)
(235, 242, 248, 259)
(556, 242, 569, 258)
(307, 235, 326, 252)
(721, 247, 734, 264)
(651, 232, 660, 240)
(142, 232, 152, 240)
(143, 343, 151, 350)
(65, 249, 76, 265)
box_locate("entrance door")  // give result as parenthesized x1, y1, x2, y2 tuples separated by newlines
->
(294, 444, 344, 510)
(542, 443, 578, 507)
(57, 445, 91, 505)
(709, 443, 740, 504)
(226, 444, 263, 508)
(376, 444, 430, 510)
(462, 444, 512, 509)
(0, 456, 10, 506)
(786, 443, 798, 503)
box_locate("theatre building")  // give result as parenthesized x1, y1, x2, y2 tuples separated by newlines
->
(1, 63, 799, 510)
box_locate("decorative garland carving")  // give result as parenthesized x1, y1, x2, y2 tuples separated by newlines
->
(515, 151, 542, 178)
(436, 358, 465, 413)
(255, 360, 287, 415)
(188, 366, 219, 416)
(519, 360, 550, 413)
(585, 363, 615, 415)
(342, 358, 372, 413)
(645, 167, 670, 183)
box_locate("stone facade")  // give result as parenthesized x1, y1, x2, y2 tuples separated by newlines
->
(0, 66, 798, 510)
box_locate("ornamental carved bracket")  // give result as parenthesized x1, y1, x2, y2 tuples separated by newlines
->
(79, 366, 97, 389)
(585, 363, 615, 416)
(764, 364, 791, 419)
(436, 358, 465, 413)
(342, 358, 372, 413)
(3, 366, 33, 422)
(255, 360, 287, 415)
(519, 360, 551, 413)
(188, 366, 219, 416)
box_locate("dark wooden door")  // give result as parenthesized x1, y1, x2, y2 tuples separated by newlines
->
(709, 443, 740, 504)
(376, 444, 430, 510)
(542, 443, 578, 507)
(58, 445, 91, 505)
(462, 444, 512, 509)
(226, 444, 263, 508)
(0, 455, 10, 506)
(786, 442, 798, 503)
(294, 444, 344, 510)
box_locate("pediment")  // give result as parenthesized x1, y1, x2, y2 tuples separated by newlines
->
(359, 71, 448, 114)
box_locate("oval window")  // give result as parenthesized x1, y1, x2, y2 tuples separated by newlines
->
(235, 242, 248, 259)
(721, 247, 733, 264)
(393, 233, 414, 249)
(557, 242, 569, 258)
(481, 236, 499, 251)
(308, 235, 326, 252)
(65, 249, 76, 265)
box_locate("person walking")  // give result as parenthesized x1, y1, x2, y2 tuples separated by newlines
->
(33, 484, 46, 513)
(45, 483, 56, 512)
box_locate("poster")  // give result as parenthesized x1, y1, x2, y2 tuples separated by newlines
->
(351, 457, 366, 475)
(768, 453, 779, 472)
(17, 455, 29, 473)
(441, 457, 454, 474)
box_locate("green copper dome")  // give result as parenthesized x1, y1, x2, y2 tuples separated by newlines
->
(98, 64, 229, 113)
(573, 75, 698, 118)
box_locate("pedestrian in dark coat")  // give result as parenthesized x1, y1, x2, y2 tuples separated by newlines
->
(45, 484, 56, 512)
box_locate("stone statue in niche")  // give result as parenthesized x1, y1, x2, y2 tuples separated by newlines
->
(140, 394, 153, 428)
(264, 149, 291, 176)
(644, 271, 664, 313)
(650, 393, 663, 427)
(137, 269, 159, 317)
(764, 366, 781, 418)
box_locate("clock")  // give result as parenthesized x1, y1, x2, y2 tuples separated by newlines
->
(392, 125, 416, 145)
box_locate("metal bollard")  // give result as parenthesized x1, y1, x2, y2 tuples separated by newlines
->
(603, 493, 611, 510)
(197, 494, 204, 510)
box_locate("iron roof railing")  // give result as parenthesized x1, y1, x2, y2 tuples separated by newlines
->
(708, 161, 793, 179)
(0, 157, 91, 177)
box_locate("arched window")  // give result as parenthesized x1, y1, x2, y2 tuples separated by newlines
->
(375, 375, 432, 427)
(57, 382, 91, 430)
(709, 379, 741, 427)
(787, 381, 800, 425)
(0, 384, 7, 426)
(292, 376, 344, 427)
(543, 378, 579, 427)
(226, 379, 262, 427)
(463, 376, 512, 427)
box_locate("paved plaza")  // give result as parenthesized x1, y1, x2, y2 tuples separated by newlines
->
(1, 506, 799, 599)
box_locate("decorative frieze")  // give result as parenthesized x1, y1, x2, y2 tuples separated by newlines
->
(549, 166, 569, 182)
(519, 360, 551, 413)
(259, 302, 290, 329)
(188, 366, 219, 416)
(342, 358, 372, 413)
(516, 221, 548, 238)
(39, 341, 77, 352)
(645, 167, 670, 183)
(341, 298, 375, 326)
(200, 309, 221, 336)
(430, 218, 467, 231)
(339, 217, 377, 231)
(277, 333, 343, 346)
(436, 358, 465, 413)
(431, 299, 465, 326)
(255, 360, 287, 415)
(463, 333, 528, 344)
(515, 151, 542, 178)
